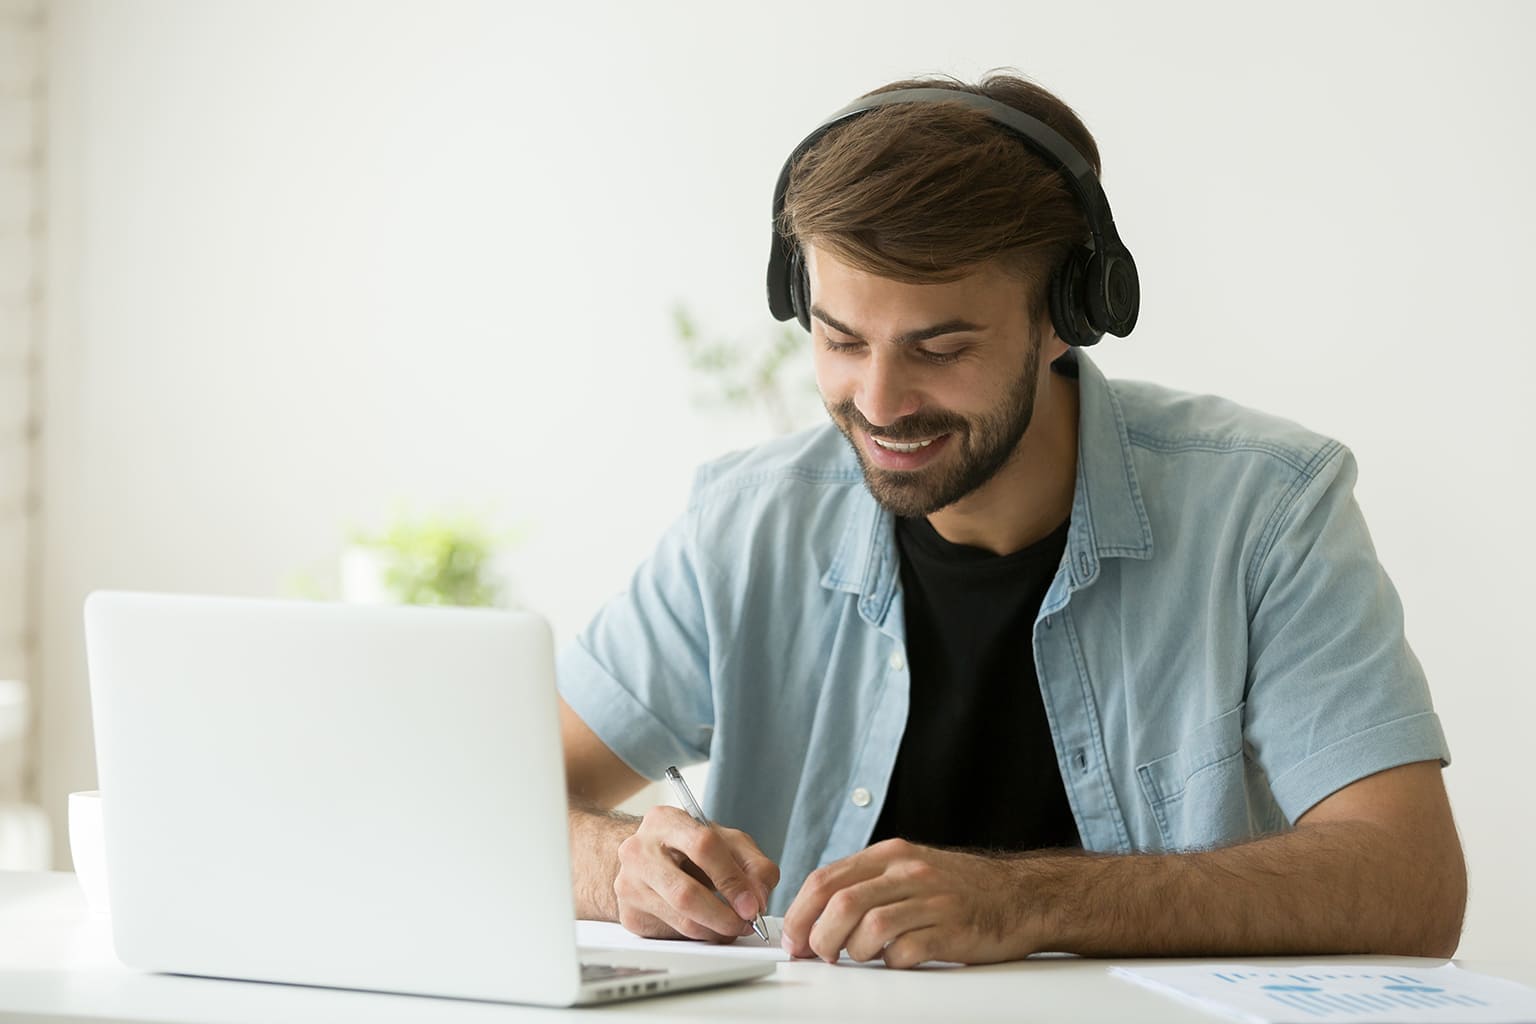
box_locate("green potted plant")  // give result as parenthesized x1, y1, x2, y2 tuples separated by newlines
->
(340, 510, 517, 608)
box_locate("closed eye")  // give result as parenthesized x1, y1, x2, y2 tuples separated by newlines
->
(920, 348, 964, 365)
(823, 338, 965, 366)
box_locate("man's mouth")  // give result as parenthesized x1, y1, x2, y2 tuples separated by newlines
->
(871, 436, 938, 453)
(862, 431, 953, 470)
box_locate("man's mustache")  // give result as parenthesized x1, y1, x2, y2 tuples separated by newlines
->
(827, 399, 967, 443)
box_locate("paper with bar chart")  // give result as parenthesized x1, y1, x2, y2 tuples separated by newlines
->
(1111, 963, 1536, 1023)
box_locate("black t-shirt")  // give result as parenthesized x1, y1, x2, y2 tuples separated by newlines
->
(869, 515, 1081, 852)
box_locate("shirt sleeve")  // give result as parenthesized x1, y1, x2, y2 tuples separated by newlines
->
(1243, 443, 1450, 823)
(556, 500, 716, 781)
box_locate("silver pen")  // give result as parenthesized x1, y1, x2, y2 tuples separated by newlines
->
(663, 765, 771, 943)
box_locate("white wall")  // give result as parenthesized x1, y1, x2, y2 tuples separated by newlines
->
(39, 0, 1536, 958)
(0, 0, 42, 801)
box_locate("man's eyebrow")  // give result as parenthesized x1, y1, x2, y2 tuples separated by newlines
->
(810, 305, 986, 347)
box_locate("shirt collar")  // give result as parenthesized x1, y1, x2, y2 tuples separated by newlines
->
(1063, 349, 1155, 587)
(822, 349, 1153, 618)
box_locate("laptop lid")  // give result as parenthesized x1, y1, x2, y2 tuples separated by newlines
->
(84, 591, 589, 1005)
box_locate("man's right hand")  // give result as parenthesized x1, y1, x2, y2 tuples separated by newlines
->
(613, 805, 780, 942)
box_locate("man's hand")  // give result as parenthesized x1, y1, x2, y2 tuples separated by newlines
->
(614, 805, 781, 943)
(781, 838, 1039, 968)
(560, 703, 781, 938)
(781, 762, 1465, 968)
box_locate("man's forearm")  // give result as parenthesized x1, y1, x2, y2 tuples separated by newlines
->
(568, 805, 640, 921)
(1023, 819, 1466, 958)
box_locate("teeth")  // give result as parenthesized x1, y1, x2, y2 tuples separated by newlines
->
(873, 437, 935, 453)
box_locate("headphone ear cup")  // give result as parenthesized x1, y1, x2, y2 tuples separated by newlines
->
(789, 248, 812, 332)
(1049, 246, 1102, 348)
(1079, 248, 1141, 339)
(1098, 251, 1140, 337)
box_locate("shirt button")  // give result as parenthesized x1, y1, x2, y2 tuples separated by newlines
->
(851, 787, 872, 808)
(888, 651, 906, 671)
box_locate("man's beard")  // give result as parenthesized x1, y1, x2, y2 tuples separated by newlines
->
(826, 329, 1044, 519)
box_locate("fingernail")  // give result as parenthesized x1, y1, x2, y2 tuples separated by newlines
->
(733, 893, 757, 919)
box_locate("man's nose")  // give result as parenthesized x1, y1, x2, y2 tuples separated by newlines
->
(855, 353, 922, 428)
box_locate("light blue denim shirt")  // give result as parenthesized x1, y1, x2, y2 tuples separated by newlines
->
(558, 351, 1450, 915)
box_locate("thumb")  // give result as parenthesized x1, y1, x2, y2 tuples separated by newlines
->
(736, 847, 781, 918)
(704, 859, 761, 921)
(711, 831, 778, 920)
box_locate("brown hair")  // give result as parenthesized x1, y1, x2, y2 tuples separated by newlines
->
(780, 72, 1101, 315)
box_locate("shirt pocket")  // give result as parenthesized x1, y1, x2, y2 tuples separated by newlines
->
(1135, 702, 1250, 851)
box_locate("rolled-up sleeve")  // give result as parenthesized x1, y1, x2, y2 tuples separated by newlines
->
(1243, 443, 1450, 823)
(556, 503, 716, 781)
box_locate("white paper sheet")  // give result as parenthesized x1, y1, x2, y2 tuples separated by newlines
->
(577, 916, 791, 961)
(1112, 963, 1536, 1024)
(576, 917, 963, 968)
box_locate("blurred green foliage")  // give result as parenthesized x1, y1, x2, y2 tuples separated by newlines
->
(673, 304, 816, 435)
(347, 511, 517, 608)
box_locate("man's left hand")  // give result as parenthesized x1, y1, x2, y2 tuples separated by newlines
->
(780, 838, 1039, 968)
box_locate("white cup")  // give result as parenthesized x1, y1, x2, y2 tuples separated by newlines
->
(68, 790, 110, 914)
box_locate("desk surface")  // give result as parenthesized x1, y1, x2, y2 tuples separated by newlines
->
(4, 871, 1533, 1024)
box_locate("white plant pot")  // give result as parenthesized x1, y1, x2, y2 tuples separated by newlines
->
(339, 545, 401, 605)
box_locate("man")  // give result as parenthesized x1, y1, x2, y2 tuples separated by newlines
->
(558, 73, 1465, 968)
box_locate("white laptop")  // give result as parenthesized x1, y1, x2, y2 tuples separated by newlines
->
(82, 591, 774, 1006)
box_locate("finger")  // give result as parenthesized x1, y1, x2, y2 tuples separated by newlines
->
(672, 858, 755, 938)
(634, 808, 748, 933)
(882, 926, 942, 970)
(615, 858, 720, 943)
(841, 893, 937, 963)
(619, 821, 750, 940)
(653, 849, 754, 939)
(781, 845, 893, 958)
(621, 864, 744, 943)
(719, 826, 782, 916)
(661, 817, 764, 924)
(808, 874, 916, 964)
(614, 857, 723, 943)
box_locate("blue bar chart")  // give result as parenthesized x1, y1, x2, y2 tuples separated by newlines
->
(1113, 963, 1536, 1023)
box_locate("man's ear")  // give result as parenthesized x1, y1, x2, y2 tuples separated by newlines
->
(1040, 318, 1071, 365)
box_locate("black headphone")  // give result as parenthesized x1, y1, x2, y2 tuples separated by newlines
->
(766, 87, 1139, 348)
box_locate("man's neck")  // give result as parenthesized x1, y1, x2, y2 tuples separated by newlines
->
(925, 370, 1080, 557)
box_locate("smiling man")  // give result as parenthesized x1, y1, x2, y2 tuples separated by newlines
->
(557, 73, 1464, 967)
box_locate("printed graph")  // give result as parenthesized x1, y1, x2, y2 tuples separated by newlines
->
(1212, 970, 1490, 1018)
(1113, 962, 1536, 1023)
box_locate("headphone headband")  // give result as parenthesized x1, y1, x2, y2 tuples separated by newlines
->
(767, 87, 1139, 345)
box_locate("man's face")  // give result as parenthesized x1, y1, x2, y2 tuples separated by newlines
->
(807, 245, 1053, 519)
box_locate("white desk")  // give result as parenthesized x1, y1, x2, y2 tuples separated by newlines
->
(5, 871, 1533, 1023)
